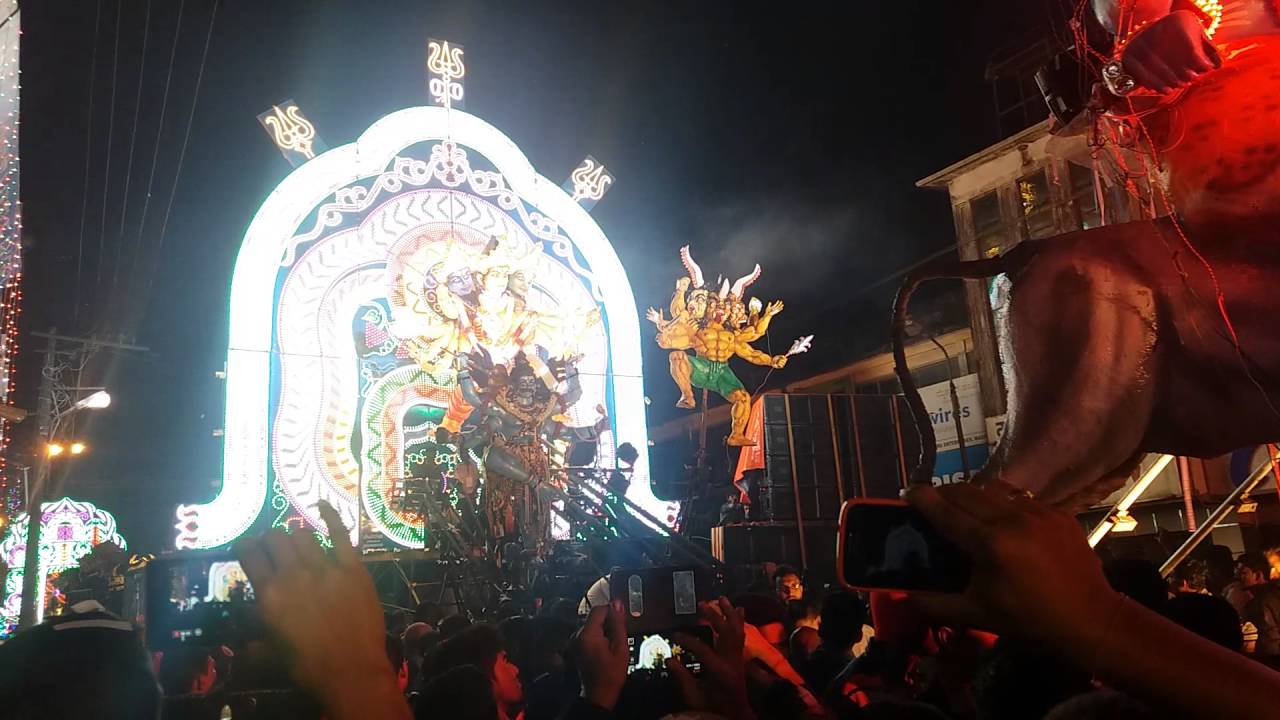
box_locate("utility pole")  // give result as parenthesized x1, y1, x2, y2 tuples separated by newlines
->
(17, 329, 148, 630)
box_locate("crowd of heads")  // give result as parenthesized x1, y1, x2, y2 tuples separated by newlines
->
(8, 533, 1280, 720)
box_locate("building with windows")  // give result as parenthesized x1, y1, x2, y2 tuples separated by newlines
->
(914, 118, 1144, 417)
(914, 59, 1265, 551)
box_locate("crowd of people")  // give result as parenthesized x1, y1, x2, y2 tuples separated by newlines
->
(5, 484, 1280, 718)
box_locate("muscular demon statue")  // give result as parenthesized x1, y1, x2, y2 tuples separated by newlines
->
(648, 246, 799, 447)
(897, 0, 1280, 508)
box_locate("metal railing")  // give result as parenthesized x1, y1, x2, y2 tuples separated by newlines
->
(1159, 449, 1280, 578)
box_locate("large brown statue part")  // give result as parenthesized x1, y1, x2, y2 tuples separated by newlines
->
(896, 0, 1280, 508)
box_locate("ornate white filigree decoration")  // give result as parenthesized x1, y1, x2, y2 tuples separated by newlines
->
(283, 142, 607, 303)
(427, 39, 465, 109)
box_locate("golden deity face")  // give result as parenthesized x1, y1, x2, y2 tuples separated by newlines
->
(479, 265, 512, 300)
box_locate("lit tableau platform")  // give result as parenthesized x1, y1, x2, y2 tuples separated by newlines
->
(175, 43, 662, 550)
(1, 497, 127, 632)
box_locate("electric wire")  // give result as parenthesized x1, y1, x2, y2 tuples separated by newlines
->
(109, 0, 151, 298)
(72, 0, 104, 331)
(94, 0, 122, 294)
(126, 0, 184, 299)
(144, 0, 218, 300)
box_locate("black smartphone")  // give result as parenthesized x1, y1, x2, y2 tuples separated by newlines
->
(626, 625, 711, 676)
(125, 552, 258, 650)
(608, 566, 719, 635)
(837, 498, 971, 593)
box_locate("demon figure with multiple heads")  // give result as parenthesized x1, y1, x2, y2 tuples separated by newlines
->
(648, 246, 812, 447)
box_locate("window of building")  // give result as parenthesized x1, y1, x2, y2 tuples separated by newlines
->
(1068, 161, 1102, 230)
(1018, 169, 1055, 240)
(991, 62, 1050, 137)
(987, 39, 1056, 137)
(971, 191, 1005, 258)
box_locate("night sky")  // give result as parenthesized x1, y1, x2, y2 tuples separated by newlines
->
(16, 0, 1049, 550)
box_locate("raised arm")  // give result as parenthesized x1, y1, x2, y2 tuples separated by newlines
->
(737, 300, 782, 342)
(458, 367, 484, 407)
(908, 482, 1280, 720)
(670, 277, 691, 317)
(734, 340, 786, 369)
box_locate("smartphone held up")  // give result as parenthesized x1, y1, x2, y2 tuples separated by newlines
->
(836, 498, 971, 594)
(607, 566, 719, 677)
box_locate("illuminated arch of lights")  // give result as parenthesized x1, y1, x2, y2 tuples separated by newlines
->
(0, 497, 127, 633)
(175, 47, 659, 549)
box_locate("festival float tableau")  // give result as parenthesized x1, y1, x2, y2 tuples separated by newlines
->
(174, 39, 666, 557)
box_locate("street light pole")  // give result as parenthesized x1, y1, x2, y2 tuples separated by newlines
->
(14, 331, 144, 630)
(17, 336, 56, 630)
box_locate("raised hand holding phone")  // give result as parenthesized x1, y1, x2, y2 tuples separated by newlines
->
(902, 481, 1280, 720)
(901, 481, 1113, 635)
(837, 497, 971, 593)
(574, 598, 630, 711)
(234, 502, 410, 720)
(666, 597, 755, 720)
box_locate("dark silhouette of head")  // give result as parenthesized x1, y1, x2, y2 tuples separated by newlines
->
(1239, 551, 1270, 587)
(414, 601, 445, 627)
(0, 604, 161, 720)
(434, 624, 523, 709)
(818, 591, 866, 649)
(1174, 558, 1209, 593)
(416, 665, 499, 720)
(616, 442, 639, 467)
(1043, 690, 1157, 719)
(1102, 557, 1168, 610)
(438, 613, 473, 640)
(974, 638, 1092, 720)
(1163, 592, 1244, 652)
(1205, 544, 1237, 593)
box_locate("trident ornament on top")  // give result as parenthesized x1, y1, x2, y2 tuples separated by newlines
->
(427, 38, 466, 109)
(565, 156, 614, 210)
(257, 100, 326, 167)
(264, 104, 316, 158)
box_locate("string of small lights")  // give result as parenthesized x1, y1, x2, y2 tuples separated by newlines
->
(0, 6, 20, 521)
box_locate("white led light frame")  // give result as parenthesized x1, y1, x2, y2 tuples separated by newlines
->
(177, 107, 657, 548)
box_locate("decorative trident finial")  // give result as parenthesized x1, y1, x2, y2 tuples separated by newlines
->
(564, 156, 614, 210)
(427, 38, 466, 109)
(257, 100, 326, 167)
(264, 104, 316, 158)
